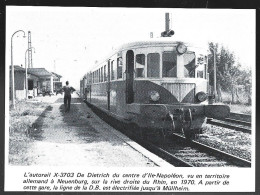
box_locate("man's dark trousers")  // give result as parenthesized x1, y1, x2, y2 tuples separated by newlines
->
(64, 95, 71, 112)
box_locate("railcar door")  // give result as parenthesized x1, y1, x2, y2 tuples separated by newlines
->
(107, 60, 111, 110)
(126, 50, 134, 104)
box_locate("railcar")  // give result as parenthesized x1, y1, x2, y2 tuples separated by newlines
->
(80, 39, 230, 139)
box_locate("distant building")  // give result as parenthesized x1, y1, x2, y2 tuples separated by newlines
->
(9, 65, 62, 99)
(27, 68, 53, 95)
(9, 65, 39, 100)
(51, 72, 62, 93)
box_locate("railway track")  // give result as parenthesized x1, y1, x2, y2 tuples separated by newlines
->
(207, 112, 251, 133)
(86, 102, 251, 167)
(139, 133, 251, 167)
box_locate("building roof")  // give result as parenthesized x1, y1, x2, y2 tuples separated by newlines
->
(51, 72, 62, 78)
(11, 65, 25, 72)
(27, 68, 52, 77)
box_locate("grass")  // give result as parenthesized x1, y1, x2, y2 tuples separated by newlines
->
(227, 104, 252, 115)
(9, 99, 50, 165)
(221, 91, 252, 114)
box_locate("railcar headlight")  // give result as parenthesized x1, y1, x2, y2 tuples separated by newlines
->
(149, 91, 160, 102)
(176, 43, 187, 54)
(196, 91, 207, 102)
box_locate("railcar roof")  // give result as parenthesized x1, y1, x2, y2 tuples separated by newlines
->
(116, 38, 184, 51)
(92, 38, 185, 68)
(87, 38, 207, 73)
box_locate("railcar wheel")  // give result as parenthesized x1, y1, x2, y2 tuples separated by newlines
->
(183, 128, 195, 140)
(183, 109, 194, 140)
(159, 128, 166, 142)
(159, 128, 172, 145)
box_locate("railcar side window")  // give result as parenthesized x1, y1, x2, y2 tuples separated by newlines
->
(117, 57, 123, 79)
(135, 54, 145, 78)
(101, 67, 103, 82)
(113, 60, 117, 80)
(183, 52, 196, 78)
(162, 51, 177, 77)
(111, 61, 114, 80)
(98, 69, 100, 82)
(104, 65, 107, 81)
(147, 53, 160, 78)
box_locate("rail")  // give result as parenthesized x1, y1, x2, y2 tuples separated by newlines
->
(171, 133, 251, 167)
(207, 112, 251, 133)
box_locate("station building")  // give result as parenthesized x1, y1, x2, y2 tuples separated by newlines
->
(9, 65, 62, 100)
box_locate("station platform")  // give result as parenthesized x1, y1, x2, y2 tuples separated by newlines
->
(26, 93, 173, 167)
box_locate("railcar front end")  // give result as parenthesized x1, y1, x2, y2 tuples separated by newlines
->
(81, 40, 230, 140)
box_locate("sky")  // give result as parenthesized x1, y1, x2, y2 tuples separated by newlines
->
(6, 7, 255, 89)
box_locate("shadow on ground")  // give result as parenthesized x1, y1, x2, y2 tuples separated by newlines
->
(58, 98, 106, 143)
(54, 96, 82, 103)
(29, 96, 125, 145)
(29, 105, 53, 141)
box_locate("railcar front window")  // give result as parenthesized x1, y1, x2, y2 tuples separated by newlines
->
(117, 57, 123, 79)
(197, 71, 203, 78)
(184, 52, 196, 78)
(147, 53, 160, 78)
(163, 51, 177, 77)
(135, 54, 145, 78)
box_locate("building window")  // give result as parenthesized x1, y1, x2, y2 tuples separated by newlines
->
(135, 54, 145, 78)
(28, 80, 33, 90)
(147, 53, 160, 78)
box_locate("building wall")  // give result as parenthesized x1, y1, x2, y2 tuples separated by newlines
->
(14, 71, 25, 90)
(10, 71, 26, 100)
(15, 90, 25, 100)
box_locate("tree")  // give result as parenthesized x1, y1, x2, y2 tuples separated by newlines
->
(236, 67, 252, 105)
(208, 42, 244, 103)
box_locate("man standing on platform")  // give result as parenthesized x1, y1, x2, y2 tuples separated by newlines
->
(62, 81, 75, 112)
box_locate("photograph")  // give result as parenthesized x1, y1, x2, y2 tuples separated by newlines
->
(5, 6, 255, 192)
